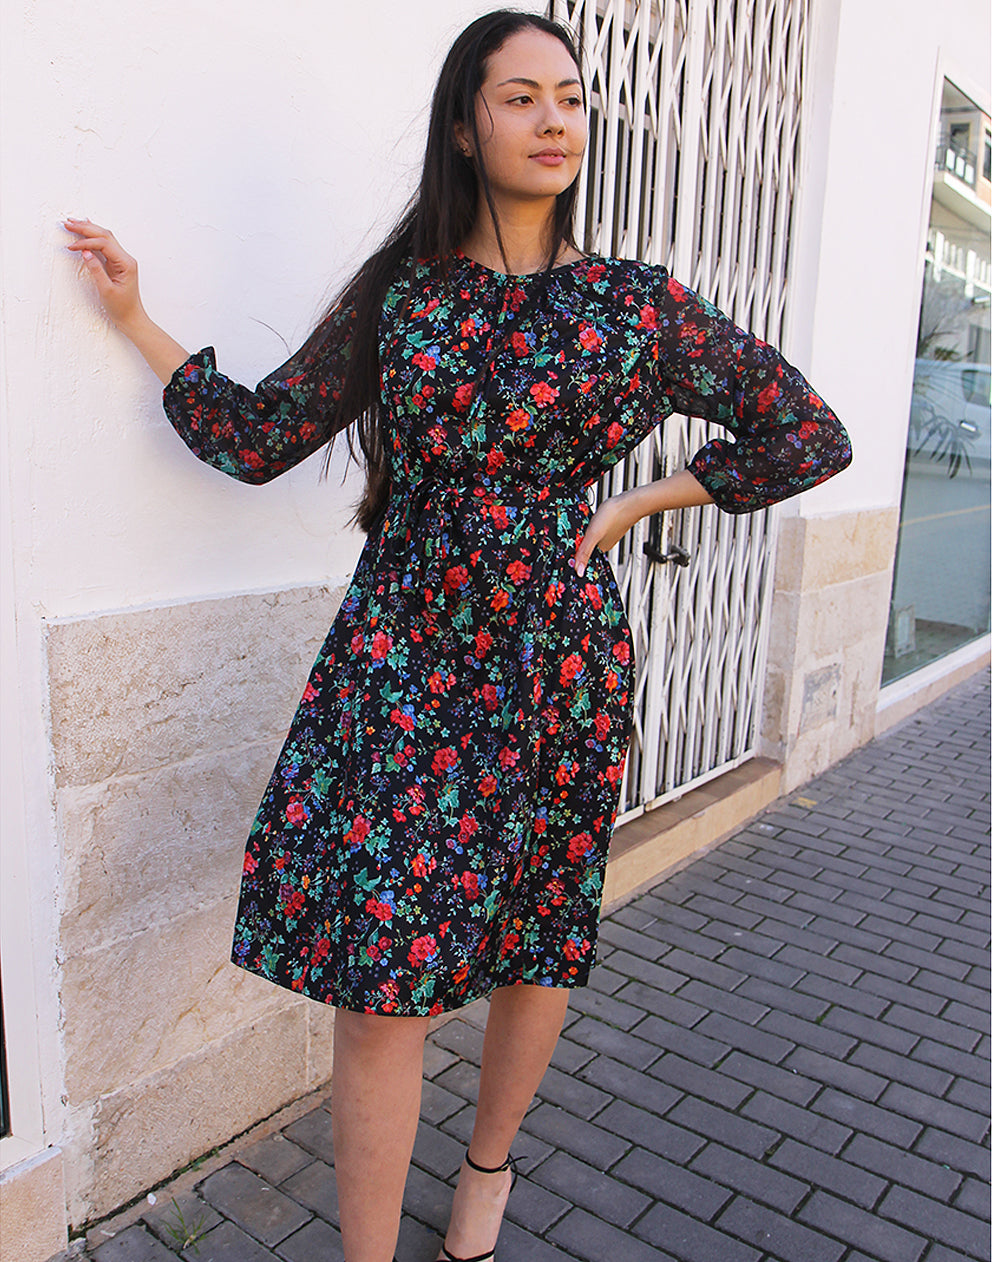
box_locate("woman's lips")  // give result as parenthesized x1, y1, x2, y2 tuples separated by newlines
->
(531, 153, 566, 165)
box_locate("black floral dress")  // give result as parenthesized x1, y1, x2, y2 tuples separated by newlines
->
(163, 252, 851, 1016)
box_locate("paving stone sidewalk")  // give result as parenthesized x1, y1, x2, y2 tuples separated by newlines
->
(81, 671, 990, 1262)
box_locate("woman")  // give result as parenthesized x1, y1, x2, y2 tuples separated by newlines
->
(65, 11, 851, 1262)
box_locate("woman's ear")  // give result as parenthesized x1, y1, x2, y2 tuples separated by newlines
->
(453, 120, 473, 158)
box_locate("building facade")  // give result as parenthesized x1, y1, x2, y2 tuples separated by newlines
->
(0, 1, 988, 1257)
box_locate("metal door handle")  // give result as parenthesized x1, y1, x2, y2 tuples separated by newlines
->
(643, 542, 690, 567)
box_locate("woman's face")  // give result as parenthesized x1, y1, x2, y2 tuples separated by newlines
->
(459, 28, 587, 205)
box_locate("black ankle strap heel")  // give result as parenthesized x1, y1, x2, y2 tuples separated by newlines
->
(438, 1151, 518, 1262)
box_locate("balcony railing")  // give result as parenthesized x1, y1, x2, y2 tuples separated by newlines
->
(937, 131, 978, 189)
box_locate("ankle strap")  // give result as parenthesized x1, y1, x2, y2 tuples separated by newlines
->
(465, 1149, 512, 1174)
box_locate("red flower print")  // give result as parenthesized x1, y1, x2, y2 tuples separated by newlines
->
(506, 559, 532, 584)
(584, 582, 603, 610)
(475, 630, 494, 658)
(511, 330, 530, 357)
(567, 832, 593, 861)
(390, 707, 415, 731)
(563, 937, 590, 960)
(667, 277, 685, 300)
(481, 684, 500, 711)
(432, 746, 458, 775)
(462, 871, 479, 898)
(411, 852, 435, 878)
(408, 934, 437, 964)
(797, 419, 819, 439)
(498, 745, 520, 769)
(637, 304, 658, 330)
(586, 263, 606, 282)
(579, 325, 603, 352)
(529, 381, 559, 407)
(428, 671, 448, 694)
(302, 681, 319, 703)
(612, 641, 631, 665)
(366, 897, 393, 921)
(286, 800, 307, 825)
(243, 851, 258, 875)
(491, 589, 510, 611)
(412, 351, 437, 372)
(594, 712, 611, 741)
(507, 408, 531, 432)
(606, 420, 624, 449)
(500, 932, 520, 958)
(370, 630, 392, 661)
(444, 565, 469, 594)
(757, 381, 780, 414)
(458, 815, 479, 843)
(452, 382, 474, 412)
(350, 631, 364, 656)
(479, 773, 498, 797)
(344, 815, 370, 847)
(560, 653, 584, 685)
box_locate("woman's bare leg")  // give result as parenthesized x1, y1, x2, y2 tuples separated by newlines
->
(333, 1008, 431, 1262)
(438, 984, 569, 1260)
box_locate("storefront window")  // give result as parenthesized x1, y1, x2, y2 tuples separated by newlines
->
(883, 80, 992, 684)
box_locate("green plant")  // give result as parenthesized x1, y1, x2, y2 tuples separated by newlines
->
(159, 1198, 210, 1255)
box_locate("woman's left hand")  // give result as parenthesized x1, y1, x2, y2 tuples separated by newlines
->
(573, 491, 643, 577)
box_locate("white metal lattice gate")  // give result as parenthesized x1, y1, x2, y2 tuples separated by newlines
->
(550, 0, 809, 821)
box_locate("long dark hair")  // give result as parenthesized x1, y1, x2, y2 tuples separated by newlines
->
(298, 9, 585, 533)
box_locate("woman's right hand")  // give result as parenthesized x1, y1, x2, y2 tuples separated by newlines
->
(63, 217, 190, 384)
(64, 217, 144, 331)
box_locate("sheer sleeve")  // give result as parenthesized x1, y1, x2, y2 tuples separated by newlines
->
(161, 300, 356, 485)
(643, 271, 852, 514)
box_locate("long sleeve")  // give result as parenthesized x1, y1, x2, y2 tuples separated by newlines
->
(643, 271, 852, 513)
(161, 300, 356, 484)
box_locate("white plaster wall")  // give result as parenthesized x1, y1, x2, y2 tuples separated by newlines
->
(0, 0, 496, 1183)
(790, 0, 991, 519)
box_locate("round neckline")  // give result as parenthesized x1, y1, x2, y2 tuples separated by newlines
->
(453, 247, 598, 280)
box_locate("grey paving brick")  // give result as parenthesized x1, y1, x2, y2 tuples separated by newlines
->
(912, 1036, 991, 1085)
(401, 1163, 454, 1232)
(612, 902, 661, 930)
(915, 1125, 992, 1178)
(548, 1034, 596, 1073)
(411, 1118, 465, 1179)
(141, 1192, 223, 1250)
(281, 1107, 335, 1165)
(495, 1219, 578, 1260)
(716, 1195, 846, 1262)
(632, 1201, 762, 1262)
(549, 1206, 678, 1262)
(578, 1053, 681, 1116)
(631, 1015, 732, 1067)
(812, 1089, 923, 1147)
(422, 1040, 460, 1079)
(596, 919, 672, 960)
(653, 946, 749, 989)
(915, 968, 990, 1008)
(822, 1006, 918, 1054)
(611, 1146, 731, 1220)
(598, 948, 688, 992)
(879, 1080, 989, 1142)
(531, 1063, 613, 1121)
(199, 1164, 311, 1246)
(794, 970, 888, 1017)
(741, 1090, 852, 1154)
(433, 1058, 479, 1102)
(238, 1135, 314, 1187)
(882, 1002, 982, 1052)
(718, 1049, 821, 1105)
(776, 944, 862, 984)
(848, 1041, 954, 1095)
(677, 979, 769, 1025)
(782, 1046, 888, 1101)
(700, 920, 788, 955)
(504, 1176, 570, 1234)
(945, 1074, 990, 1112)
(855, 970, 946, 1014)
(531, 1150, 653, 1227)
(646, 1052, 751, 1110)
(91, 1226, 180, 1262)
(841, 1132, 961, 1200)
(944, 998, 992, 1033)
(180, 1220, 280, 1261)
(689, 1142, 808, 1214)
(639, 918, 729, 958)
(564, 1015, 662, 1069)
(431, 1018, 485, 1064)
(693, 1012, 794, 1064)
(277, 1160, 338, 1224)
(887, 938, 972, 979)
(420, 1078, 465, 1124)
(758, 1009, 858, 1060)
(954, 1175, 992, 1221)
(798, 1189, 926, 1262)
(594, 1097, 705, 1163)
(768, 1137, 885, 1208)
(565, 986, 649, 1030)
(521, 1102, 630, 1168)
(878, 1184, 991, 1260)
(275, 1217, 344, 1262)
(833, 942, 918, 982)
(666, 1097, 778, 1159)
(684, 893, 764, 929)
(636, 892, 710, 929)
(718, 946, 805, 986)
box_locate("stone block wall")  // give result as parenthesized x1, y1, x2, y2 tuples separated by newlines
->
(761, 507, 900, 790)
(46, 585, 345, 1226)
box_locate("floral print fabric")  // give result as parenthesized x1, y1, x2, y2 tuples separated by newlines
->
(163, 253, 851, 1015)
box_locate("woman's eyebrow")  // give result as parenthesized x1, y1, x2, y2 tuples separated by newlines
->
(495, 77, 582, 89)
